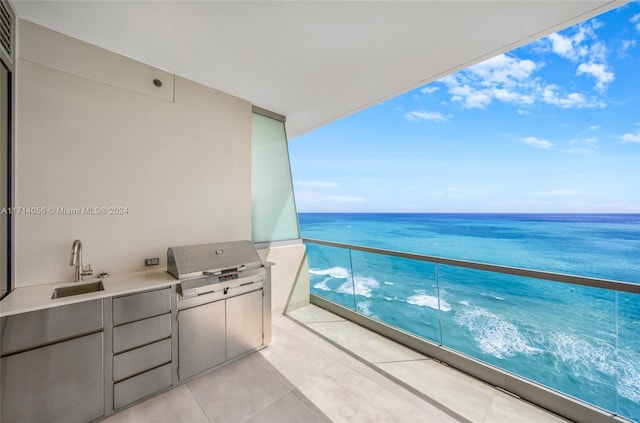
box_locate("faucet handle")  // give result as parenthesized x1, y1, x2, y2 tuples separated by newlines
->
(80, 264, 93, 277)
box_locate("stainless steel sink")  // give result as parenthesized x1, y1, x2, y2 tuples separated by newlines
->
(51, 281, 105, 299)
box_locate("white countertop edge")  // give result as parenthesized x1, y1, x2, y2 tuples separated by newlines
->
(0, 268, 179, 318)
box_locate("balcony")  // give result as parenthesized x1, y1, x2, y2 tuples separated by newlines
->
(102, 308, 569, 423)
(100, 239, 637, 423)
(302, 238, 640, 423)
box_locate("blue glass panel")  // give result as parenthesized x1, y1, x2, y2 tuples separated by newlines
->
(438, 265, 617, 412)
(306, 243, 355, 311)
(348, 250, 440, 343)
(617, 292, 640, 421)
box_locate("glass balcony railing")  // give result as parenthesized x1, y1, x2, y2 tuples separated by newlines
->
(304, 238, 640, 422)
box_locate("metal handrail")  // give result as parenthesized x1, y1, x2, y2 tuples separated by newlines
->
(302, 237, 640, 294)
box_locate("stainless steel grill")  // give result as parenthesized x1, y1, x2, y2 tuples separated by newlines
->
(168, 240, 271, 381)
(167, 240, 267, 302)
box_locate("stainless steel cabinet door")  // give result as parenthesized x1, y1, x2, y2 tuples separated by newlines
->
(226, 289, 263, 359)
(0, 332, 104, 423)
(177, 300, 225, 381)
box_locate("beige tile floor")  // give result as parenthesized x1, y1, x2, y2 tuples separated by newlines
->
(287, 305, 570, 423)
(103, 304, 569, 423)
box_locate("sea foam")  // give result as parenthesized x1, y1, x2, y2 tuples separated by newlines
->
(617, 350, 640, 403)
(309, 266, 351, 279)
(549, 333, 615, 380)
(456, 307, 541, 359)
(337, 275, 380, 298)
(407, 290, 451, 311)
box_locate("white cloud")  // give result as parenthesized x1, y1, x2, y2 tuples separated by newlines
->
(632, 13, 640, 31)
(468, 54, 537, 85)
(564, 137, 598, 154)
(547, 33, 574, 58)
(438, 54, 540, 110)
(576, 62, 614, 91)
(545, 21, 603, 62)
(524, 136, 553, 149)
(540, 85, 604, 108)
(294, 180, 339, 188)
(420, 86, 439, 95)
(588, 41, 608, 63)
(618, 130, 640, 143)
(449, 84, 492, 109)
(492, 88, 535, 104)
(436, 20, 613, 113)
(404, 110, 446, 122)
(619, 39, 637, 57)
(439, 52, 606, 110)
(544, 22, 615, 94)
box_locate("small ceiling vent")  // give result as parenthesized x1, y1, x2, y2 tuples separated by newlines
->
(0, 0, 13, 62)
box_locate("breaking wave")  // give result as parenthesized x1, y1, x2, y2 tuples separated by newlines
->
(310, 266, 351, 292)
(548, 333, 615, 380)
(617, 350, 640, 403)
(455, 307, 542, 359)
(407, 290, 451, 311)
(309, 266, 350, 279)
(337, 275, 380, 298)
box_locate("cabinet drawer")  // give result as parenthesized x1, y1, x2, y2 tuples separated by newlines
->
(113, 363, 172, 409)
(113, 314, 171, 354)
(113, 287, 171, 326)
(113, 338, 171, 382)
(1, 299, 103, 356)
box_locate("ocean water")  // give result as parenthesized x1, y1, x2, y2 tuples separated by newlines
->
(299, 213, 640, 421)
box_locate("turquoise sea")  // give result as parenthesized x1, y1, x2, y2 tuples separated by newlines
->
(299, 213, 640, 421)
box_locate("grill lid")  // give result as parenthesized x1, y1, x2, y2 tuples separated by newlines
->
(167, 240, 262, 280)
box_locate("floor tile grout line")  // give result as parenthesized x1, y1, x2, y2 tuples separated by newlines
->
(185, 382, 215, 423)
(241, 390, 293, 423)
(248, 351, 307, 422)
(253, 351, 301, 393)
(287, 308, 472, 423)
(332, 352, 471, 423)
(290, 388, 334, 423)
(481, 392, 498, 423)
(284, 311, 346, 324)
(372, 358, 431, 365)
(300, 319, 347, 325)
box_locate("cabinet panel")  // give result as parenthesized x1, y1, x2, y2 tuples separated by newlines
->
(113, 313, 171, 354)
(113, 338, 171, 382)
(113, 363, 172, 409)
(226, 289, 263, 359)
(113, 288, 171, 326)
(0, 299, 103, 355)
(178, 300, 225, 381)
(0, 332, 104, 423)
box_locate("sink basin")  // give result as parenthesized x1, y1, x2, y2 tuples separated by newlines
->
(51, 281, 105, 299)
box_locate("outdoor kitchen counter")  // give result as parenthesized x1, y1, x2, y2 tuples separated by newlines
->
(0, 269, 178, 317)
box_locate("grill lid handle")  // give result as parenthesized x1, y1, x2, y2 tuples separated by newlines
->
(203, 265, 246, 276)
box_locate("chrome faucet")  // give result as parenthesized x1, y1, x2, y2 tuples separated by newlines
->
(70, 239, 92, 282)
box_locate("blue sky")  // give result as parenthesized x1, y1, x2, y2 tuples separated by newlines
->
(289, 3, 640, 213)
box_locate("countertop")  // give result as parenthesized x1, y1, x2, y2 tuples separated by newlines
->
(0, 268, 178, 317)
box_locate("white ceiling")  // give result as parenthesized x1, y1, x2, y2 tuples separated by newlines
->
(11, 1, 625, 138)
